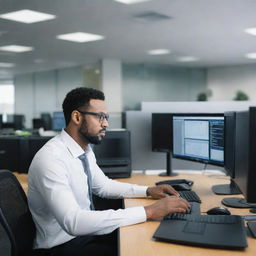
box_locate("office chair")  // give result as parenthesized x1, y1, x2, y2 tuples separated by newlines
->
(0, 170, 36, 256)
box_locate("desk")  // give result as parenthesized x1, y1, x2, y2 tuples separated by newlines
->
(14, 172, 28, 193)
(15, 172, 256, 255)
(118, 173, 256, 256)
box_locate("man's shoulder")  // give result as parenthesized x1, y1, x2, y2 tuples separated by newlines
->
(31, 135, 68, 167)
(28, 136, 70, 178)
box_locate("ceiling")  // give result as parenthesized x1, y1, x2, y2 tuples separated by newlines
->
(1, 0, 256, 80)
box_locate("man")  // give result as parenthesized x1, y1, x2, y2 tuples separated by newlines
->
(28, 87, 190, 256)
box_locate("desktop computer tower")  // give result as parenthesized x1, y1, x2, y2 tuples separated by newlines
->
(0, 136, 52, 173)
(93, 130, 131, 178)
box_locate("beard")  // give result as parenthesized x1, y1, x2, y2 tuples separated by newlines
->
(79, 120, 106, 145)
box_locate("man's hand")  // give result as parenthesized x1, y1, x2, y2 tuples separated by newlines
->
(144, 196, 190, 220)
(146, 184, 179, 199)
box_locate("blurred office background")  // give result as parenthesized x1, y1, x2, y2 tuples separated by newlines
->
(1, 0, 256, 172)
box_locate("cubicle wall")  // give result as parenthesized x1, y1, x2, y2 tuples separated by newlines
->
(126, 101, 256, 172)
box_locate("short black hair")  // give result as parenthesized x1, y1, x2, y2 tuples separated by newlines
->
(62, 87, 105, 125)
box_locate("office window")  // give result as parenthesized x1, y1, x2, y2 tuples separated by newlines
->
(0, 84, 15, 121)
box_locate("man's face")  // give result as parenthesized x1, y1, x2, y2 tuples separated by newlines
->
(78, 99, 109, 144)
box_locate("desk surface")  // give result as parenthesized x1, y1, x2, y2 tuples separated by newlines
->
(15, 171, 256, 255)
(118, 172, 256, 256)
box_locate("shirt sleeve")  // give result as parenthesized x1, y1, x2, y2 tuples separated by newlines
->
(88, 149, 148, 199)
(30, 152, 147, 237)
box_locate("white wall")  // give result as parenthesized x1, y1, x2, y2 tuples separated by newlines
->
(122, 64, 207, 110)
(14, 73, 34, 128)
(208, 64, 256, 101)
(101, 59, 122, 128)
(15, 66, 83, 128)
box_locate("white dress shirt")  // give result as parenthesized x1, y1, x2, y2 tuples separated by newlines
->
(28, 130, 148, 249)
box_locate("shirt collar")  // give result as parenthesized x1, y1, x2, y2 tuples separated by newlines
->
(60, 129, 91, 159)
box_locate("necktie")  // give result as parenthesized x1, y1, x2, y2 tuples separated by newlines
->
(79, 153, 95, 210)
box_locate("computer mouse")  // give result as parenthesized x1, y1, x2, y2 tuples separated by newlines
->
(171, 183, 191, 191)
(207, 207, 231, 215)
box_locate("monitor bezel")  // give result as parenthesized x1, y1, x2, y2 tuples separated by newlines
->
(233, 107, 256, 204)
(151, 113, 174, 153)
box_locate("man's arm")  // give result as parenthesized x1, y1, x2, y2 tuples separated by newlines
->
(146, 184, 179, 198)
(144, 196, 190, 219)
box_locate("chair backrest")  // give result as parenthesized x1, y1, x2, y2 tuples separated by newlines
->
(0, 170, 35, 256)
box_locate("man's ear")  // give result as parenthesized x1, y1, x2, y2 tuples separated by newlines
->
(71, 110, 81, 125)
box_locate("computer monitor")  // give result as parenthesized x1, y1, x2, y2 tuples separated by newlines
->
(93, 130, 131, 178)
(151, 113, 176, 177)
(212, 112, 241, 195)
(13, 115, 25, 130)
(172, 114, 224, 166)
(33, 118, 43, 129)
(52, 112, 66, 131)
(222, 107, 256, 208)
(41, 113, 52, 130)
(2, 114, 25, 130)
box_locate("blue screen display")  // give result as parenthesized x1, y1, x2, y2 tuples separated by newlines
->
(52, 112, 65, 131)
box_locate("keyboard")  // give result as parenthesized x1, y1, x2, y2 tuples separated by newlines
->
(179, 190, 201, 203)
(154, 214, 247, 249)
(165, 214, 241, 224)
(164, 202, 201, 220)
(247, 221, 256, 238)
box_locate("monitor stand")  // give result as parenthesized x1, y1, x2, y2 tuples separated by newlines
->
(222, 197, 256, 208)
(159, 152, 178, 177)
(212, 180, 242, 195)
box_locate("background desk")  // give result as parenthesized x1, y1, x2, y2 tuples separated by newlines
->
(118, 173, 256, 256)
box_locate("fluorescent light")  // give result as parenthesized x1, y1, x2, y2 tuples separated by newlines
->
(0, 9, 56, 24)
(245, 27, 256, 36)
(0, 62, 15, 67)
(177, 56, 198, 62)
(0, 45, 34, 52)
(245, 53, 256, 59)
(34, 59, 45, 64)
(147, 49, 170, 55)
(114, 0, 151, 4)
(56, 32, 105, 43)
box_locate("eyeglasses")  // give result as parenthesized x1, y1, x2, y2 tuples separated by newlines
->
(77, 110, 109, 123)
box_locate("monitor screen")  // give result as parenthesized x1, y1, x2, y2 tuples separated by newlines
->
(52, 112, 65, 131)
(41, 113, 52, 130)
(93, 131, 130, 159)
(173, 114, 224, 166)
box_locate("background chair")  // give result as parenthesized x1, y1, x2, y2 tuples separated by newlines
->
(0, 170, 35, 256)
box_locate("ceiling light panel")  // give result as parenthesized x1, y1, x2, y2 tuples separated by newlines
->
(147, 49, 170, 55)
(56, 32, 105, 43)
(245, 27, 256, 36)
(0, 9, 56, 24)
(245, 53, 256, 59)
(0, 45, 34, 52)
(0, 62, 15, 68)
(114, 0, 151, 4)
(177, 56, 198, 62)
